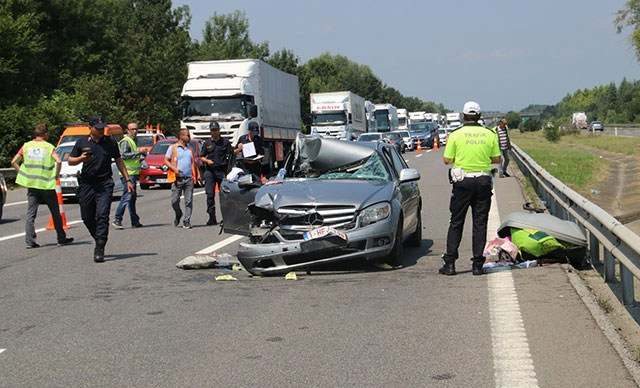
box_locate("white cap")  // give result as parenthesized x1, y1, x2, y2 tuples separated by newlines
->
(462, 101, 481, 115)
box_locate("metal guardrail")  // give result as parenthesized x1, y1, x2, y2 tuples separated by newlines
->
(511, 144, 640, 306)
(0, 168, 16, 180)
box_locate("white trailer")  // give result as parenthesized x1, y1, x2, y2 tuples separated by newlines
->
(180, 59, 301, 164)
(310, 91, 366, 140)
(365, 100, 376, 132)
(409, 111, 427, 125)
(572, 112, 588, 129)
(373, 104, 399, 133)
(397, 109, 409, 130)
(446, 112, 462, 128)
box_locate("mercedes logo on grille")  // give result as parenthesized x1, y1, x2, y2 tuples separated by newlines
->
(307, 211, 323, 226)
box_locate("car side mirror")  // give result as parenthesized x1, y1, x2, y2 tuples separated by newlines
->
(249, 105, 258, 118)
(399, 168, 420, 183)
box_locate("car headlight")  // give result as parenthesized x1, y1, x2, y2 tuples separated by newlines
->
(141, 161, 149, 170)
(358, 202, 391, 227)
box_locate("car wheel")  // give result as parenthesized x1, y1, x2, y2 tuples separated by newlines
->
(408, 205, 422, 247)
(386, 216, 404, 267)
(140, 183, 150, 190)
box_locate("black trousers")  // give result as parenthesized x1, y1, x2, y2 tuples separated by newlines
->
(204, 168, 225, 222)
(443, 176, 493, 261)
(78, 179, 114, 243)
(25, 188, 67, 245)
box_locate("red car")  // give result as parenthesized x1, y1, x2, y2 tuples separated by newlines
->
(140, 138, 204, 189)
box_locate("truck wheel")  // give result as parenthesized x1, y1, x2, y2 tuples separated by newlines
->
(408, 206, 422, 247)
(386, 217, 404, 268)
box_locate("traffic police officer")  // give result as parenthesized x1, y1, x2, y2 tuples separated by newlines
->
(68, 117, 135, 263)
(200, 121, 232, 225)
(11, 124, 74, 248)
(113, 122, 143, 229)
(440, 101, 501, 276)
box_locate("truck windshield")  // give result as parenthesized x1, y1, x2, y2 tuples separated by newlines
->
(182, 96, 250, 121)
(312, 112, 347, 126)
(374, 110, 390, 131)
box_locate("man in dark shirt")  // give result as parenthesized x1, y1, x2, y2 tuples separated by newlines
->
(200, 121, 232, 225)
(69, 117, 134, 263)
(234, 121, 265, 177)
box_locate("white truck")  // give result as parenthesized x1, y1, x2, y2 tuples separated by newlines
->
(409, 111, 427, 125)
(365, 100, 377, 132)
(572, 112, 588, 129)
(373, 104, 399, 133)
(397, 109, 409, 130)
(310, 91, 366, 140)
(180, 59, 301, 165)
(446, 112, 463, 128)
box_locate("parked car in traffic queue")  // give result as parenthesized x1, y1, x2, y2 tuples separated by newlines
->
(589, 121, 604, 131)
(139, 138, 204, 189)
(55, 141, 125, 199)
(409, 122, 437, 148)
(383, 132, 406, 154)
(393, 130, 415, 151)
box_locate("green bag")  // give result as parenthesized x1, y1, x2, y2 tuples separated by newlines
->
(510, 227, 565, 258)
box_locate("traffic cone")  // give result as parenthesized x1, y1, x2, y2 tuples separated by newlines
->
(434, 137, 440, 151)
(416, 141, 423, 152)
(47, 179, 70, 230)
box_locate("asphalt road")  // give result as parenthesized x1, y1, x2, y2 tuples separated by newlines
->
(0, 149, 636, 387)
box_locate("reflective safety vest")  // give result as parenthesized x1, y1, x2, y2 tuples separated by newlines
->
(120, 135, 141, 176)
(16, 140, 57, 190)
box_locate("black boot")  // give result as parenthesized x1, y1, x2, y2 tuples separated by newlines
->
(438, 257, 456, 276)
(472, 257, 485, 276)
(94, 240, 106, 263)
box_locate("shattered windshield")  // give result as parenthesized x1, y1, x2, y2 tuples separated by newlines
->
(317, 152, 390, 181)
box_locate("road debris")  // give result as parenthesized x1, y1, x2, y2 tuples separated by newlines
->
(215, 274, 238, 281)
(176, 255, 217, 270)
(285, 272, 297, 280)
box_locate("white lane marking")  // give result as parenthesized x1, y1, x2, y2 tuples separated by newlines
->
(426, 149, 432, 153)
(5, 200, 28, 207)
(195, 234, 244, 255)
(0, 220, 83, 243)
(0, 349, 5, 354)
(487, 191, 539, 388)
(415, 154, 423, 158)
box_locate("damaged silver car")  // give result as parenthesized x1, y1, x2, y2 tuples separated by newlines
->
(220, 134, 422, 276)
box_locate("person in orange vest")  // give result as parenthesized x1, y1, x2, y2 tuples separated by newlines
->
(164, 128, 199, 229)
(11, 124, 74, 249)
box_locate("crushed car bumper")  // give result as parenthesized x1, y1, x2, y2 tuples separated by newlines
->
(237, 217, 396, 276)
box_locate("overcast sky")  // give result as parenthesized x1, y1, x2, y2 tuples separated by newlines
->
(174, 0, 640, 112)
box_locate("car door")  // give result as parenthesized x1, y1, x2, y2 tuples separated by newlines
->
(220, 178, 261, 236)
(386, 147, 419, 237)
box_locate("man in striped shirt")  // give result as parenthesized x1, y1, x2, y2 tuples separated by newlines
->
(496, 119, 511, 177)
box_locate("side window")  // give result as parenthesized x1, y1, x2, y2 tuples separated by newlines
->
(382, 149, 397, 178)
(389, 147, 407, 176)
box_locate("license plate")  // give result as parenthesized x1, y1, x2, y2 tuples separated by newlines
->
(61, 181, 76, 188)
(303, 226, 347, 241)
(156, 178, 168, 183)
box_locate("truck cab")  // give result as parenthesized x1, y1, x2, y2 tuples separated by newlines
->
(397, 109, 409, 130)
(310, 91, 366, 140)
(373, 104, 399, 133)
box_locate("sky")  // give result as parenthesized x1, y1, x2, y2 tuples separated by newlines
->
(173, 0, 640, 112)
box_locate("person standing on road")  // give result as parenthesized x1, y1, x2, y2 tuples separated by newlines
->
(495, 119, 511, 178)
(200, 121, 232, 226)
(68, 117, 135, 263)
(440, 101, 501, 276)
(11, 124, 74, 249)
(165, 128, 197, 229)
(235, 121, 265, 178)
(113, 122, 143, 229)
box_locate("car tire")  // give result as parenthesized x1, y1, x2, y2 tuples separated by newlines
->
(408, 205, 422, 247)
(386, 216, 404, 267)
(140, 183, 150, 190)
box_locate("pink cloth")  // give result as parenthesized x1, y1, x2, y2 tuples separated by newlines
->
(484, 237, 519, 261)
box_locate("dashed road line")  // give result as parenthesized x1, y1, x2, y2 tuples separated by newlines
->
(415, 154, 423, 158)
(487, 189, 539, 388)
(4, 200, 28, 207)
(0, 349, 5, 354)
(0, 220, 84, 243)
(195, 234, 244, 255)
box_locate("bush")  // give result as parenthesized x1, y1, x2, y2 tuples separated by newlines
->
(544, 126, 561, 142)
(521, 118, 542, 132)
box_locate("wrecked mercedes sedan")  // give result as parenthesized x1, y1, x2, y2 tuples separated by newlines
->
(220, 134, 422, 276)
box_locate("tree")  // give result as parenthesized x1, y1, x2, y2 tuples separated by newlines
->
(194, 10, 269, 61)
(267, 49, 299, 75)
(616, 0, 640, 61)
(505, 111, 521, 129)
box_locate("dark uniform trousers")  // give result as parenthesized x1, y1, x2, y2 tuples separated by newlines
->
(78, 179, 114, 243)
(443, 175, 493, 261)
(204, 167, 225, 222)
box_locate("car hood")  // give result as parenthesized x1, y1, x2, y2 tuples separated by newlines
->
(254, 179, 394, 212)
(60, 162, 81, 175)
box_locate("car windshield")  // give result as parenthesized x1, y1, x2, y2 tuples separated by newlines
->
(385, 133, 401, 140)
(318, 152, 390, 181)
(136, 136, 154, 147)
(396, 131, 410, 137)
(410, 130, 427, 137)
(358, 134, 381, 141)
(409, 123, 431, 131)
(312, 112, 347, 126)
(59, 135, 86, 145)
(150, 142, 174, 155)
(374, 110, 390, 131)
(55, 145, 74, 161)
(439, 129, 447, 134)
(182, 96, 250, 121)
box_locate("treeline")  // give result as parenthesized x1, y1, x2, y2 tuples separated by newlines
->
(0, 2, 445, 165)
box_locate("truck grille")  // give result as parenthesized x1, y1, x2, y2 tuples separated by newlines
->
(277, 205, 357, 230)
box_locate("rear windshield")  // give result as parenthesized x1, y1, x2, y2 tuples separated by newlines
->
(137, 136, 155, 147)
(55, 145, 74, 161)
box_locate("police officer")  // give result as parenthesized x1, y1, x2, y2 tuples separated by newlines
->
(68, 117, 135, 263)
(11, 124, 74, 248)
(440, 101, 501, 276)
(235, 121, 265, 177)
(113, 122, 143, 229)
(200, 121, 232, 225)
